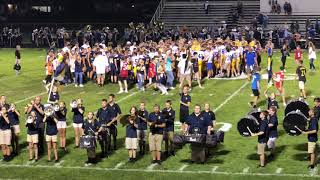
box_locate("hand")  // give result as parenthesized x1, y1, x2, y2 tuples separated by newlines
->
(106, 123, 111, 127)
(301, 131, 306, 135)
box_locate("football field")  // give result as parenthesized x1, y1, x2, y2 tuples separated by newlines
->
(0, 48, 320, 180)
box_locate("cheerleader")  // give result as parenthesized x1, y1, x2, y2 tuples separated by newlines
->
(55, 101, 67, 151)
(8, 104, 20, 155)
(43, 114, 59, 162)
(0, 106, 11, 161)
(26, 111, 38, 161)
(72, 99, 85, 148)
(82, 112, 102, 165)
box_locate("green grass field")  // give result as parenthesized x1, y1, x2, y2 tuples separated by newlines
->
(0, 48, 320, 180)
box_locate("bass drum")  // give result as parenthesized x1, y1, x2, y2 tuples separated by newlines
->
(285, 99, 309, 117)
(248, 109, 261, 123)
(237, 115, 260, 137)
(283, 111, 308, 136)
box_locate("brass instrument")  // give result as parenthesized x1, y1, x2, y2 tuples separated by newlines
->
(26, 115, 34, 124)
(44, 105, 54, 116)
(53, 103, 60, 112)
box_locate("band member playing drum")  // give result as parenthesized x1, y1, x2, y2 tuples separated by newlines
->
(55, 101, 67, 151)
(43, 114, 59, 162)
(137, 102, 148, 155)
(96, 99, 109, 158)
(72, 98, 85, 148)
(148, 104, 165, 165)
(299, 109, 318, 170)
(267, 107, 278, 159)
(250, 110, 269, 167)
(180, 85, 191, 130)
(106, 94, 121, 151)
(8, 103, 20, 156)
(26, 111, 39, 161)
(26, 96, 45, 155)
(162, 100, 175, 156)
(0, 106, 11, 161)
(126, 114, 138, 162)
(296, 61, 307, 99)
(82, 112, 102, 165)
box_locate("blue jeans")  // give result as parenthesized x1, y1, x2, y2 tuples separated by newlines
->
(75, 72, 83, 85)
(166, 71, 174, 88)
(137, 73, 145, 89)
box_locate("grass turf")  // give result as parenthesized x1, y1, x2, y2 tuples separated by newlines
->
(0, 48, 320, 179)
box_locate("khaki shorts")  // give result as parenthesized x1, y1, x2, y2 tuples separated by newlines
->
(257, 143, 266, 155)
(149, 133, 163, 152)
(125, 138, 137, 149)
(12, 125, 20, 134)
(27, 134, 39, 144)
(299, 81, 305, 90)
(179, 74, 191, 83)
(57, 121, 67, 129)
(308, 142, 317, 154)
(73, 123, 83, 128)
(97, 73, 106, 79)
(0, 129, 11, 145)
(46, 135, 58, 142)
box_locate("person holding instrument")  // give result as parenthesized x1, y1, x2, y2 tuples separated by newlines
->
(43, 113, 59, 162)
(72, 98, 85, 148)
(106, 94, 121, 151)
(297, 109, 318, 170)
(137, 102, 148, 155)
(126, 114, 138, 162)
(249, 110, 269, 168)
(162, 100, 175, 156)
(96, 99, 109, 158)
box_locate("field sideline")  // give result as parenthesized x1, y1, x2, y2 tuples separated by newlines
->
(0, 48, 320, 180)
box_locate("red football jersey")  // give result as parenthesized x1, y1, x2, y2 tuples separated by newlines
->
(294, 49, 302, 60)
(274, 71, 284, 89)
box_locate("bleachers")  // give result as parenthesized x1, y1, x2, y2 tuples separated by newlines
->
(157, 0, 260, 30)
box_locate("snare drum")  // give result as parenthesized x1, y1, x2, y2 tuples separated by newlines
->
(80, 135, 96, 149)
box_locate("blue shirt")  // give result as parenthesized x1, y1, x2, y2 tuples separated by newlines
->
(137, 110, 149, 130)
(251, 73, 260, 90)
(268, 115, 278, 138)
(26, 121, 38, 135)
(49, 92, 60, 102)
(162, 108, 175, 132)
(96, 107, 108, 124)
(246, 51, 256, 66)
(180, 94, 191, 110)
(106, 103, 121, 123)
(45, 116, 58, 135)
(72, 107, 85, 124)
(186, 113, 210, 134)
(75, 60, 83, 73)
(258, 120, 269, 143)
(0, 116, 10, 130)
(267, 47, 273, 57)
(148, 112, 165, 134)
(8, 111, 19, 125)
(54, 108, 67, 121)
(308, 118, 318, 142)
(126, 123, 138, 138)
(82, 120, 100, 136)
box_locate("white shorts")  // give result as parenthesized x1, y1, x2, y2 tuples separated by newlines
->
(57, 121, 67, 129)
(125, 138, 137, 150)
(267, 137, 277, 149)
(299, 81, 305, 90)
(73, 123, 83, 128)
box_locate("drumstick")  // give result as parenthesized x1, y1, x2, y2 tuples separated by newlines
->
(246, 126, 253, 136)
(294, 125, 303, 132)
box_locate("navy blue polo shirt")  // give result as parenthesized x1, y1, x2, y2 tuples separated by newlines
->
(54, 108, 67, 121)
(72, 107, 85, 124)
(162, 108, 175, 132)
(49, 92, 60, 102)
(126, 123, 138, 138)
(186, 113, 209, 134)
(180, 94, 191, 110)
(31, 104, 44, 124)
(202, 110, 215, 126)
(45, 116, 58, 136)
(308, 118, 318, 142)
(26, 122, 38, 135)
(106, 103, 121, 123)
(96, 107, 108, 124)
(8, 111, 20, 125)
(148, 112, 165, 134)
(137, 110, 149, 130)
(314, 106, 320, 121)
(82, 120, 100, 135)
(0, 116, 10, 130)
(268, 114, 278, 138)
(258, 120, 268, 143)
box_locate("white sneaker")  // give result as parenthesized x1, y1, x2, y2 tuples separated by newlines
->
(75, 84, 78, 87)
(283, 102, 287, 107)
(117, 90, 123, 94)
(124, 90, 128, 93)
(42, 80, 46, 84)
(169, 87, 175, 90)
(199, 86, 204, 89)
(284, 69, 287, 72)
(79, 84, 84, 87)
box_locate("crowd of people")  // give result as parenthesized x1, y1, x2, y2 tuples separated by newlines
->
(0, 27, 22, 48)
(269, 0, 292, 14)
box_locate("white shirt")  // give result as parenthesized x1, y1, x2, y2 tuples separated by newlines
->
(309, 47, 316, 59)
(93, 55, 109, 74)
(178, 58, 192, 75)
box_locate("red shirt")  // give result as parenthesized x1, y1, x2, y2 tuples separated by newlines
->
(294, 49, 302, 60)
(148, 63, 156, 78)
(274, 71, 284, 89)
(120, 61, 128, 77)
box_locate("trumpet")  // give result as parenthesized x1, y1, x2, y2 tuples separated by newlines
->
(53, 103, 60, 112)
(70, 99, 78, 108)
(44, 105, 54, 116)
(26, 115, 34, 124)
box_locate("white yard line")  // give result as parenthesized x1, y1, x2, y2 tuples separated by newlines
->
(276, 168, 283, 174)
(178, 164, 188, 171)
(54, 160, 65, 167)
(14, 92, 48, 104)
(211, 166, 219, 173)
(147, 163, 157, 171)
(0, 164, 319, 178)
(242, 167, 250, 173)
(214, 81, 249, 113)
(113, 162, 125, 169)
